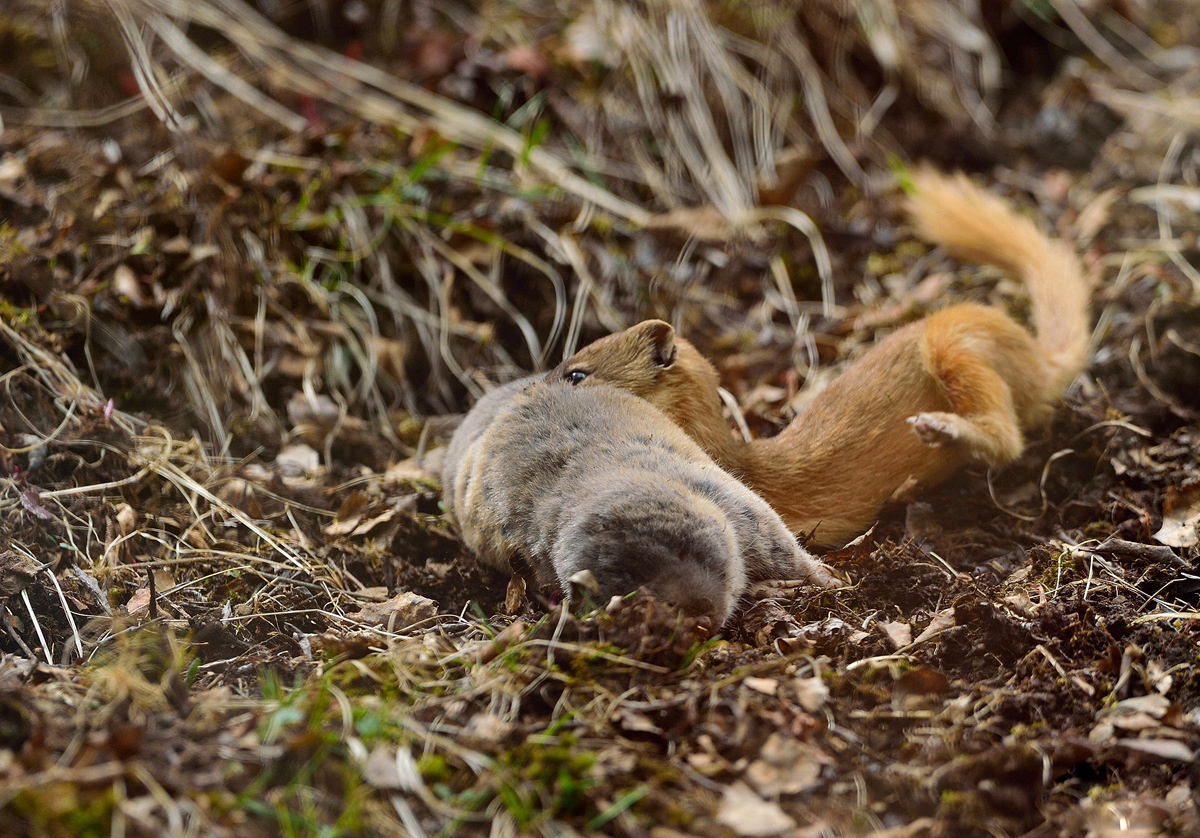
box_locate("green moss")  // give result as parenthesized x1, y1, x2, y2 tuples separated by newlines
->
(495, 738, 601, 826)
(9, 783, 107, 836)
(418, 753, 454, 785)
(937, 788, 972, 815)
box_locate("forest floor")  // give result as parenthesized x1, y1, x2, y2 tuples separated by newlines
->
(1, 1, 1199, 835)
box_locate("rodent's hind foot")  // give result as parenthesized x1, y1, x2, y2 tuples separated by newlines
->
(908, 412, 962, 447)
(752, 558, 845, 593)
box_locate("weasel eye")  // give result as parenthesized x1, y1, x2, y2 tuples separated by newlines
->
(564, 369, 589, 385)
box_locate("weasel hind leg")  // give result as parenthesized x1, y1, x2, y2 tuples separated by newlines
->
(915, 315, 1026, 467)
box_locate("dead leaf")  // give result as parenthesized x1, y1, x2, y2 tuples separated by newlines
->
(614, 709, 663, 736)
(1003, 590, 1035, 616)
(742, 382, 789, 417)
(1110, 713, 1166, 732)
(1081, 794, 1169, 838)
(159, 234, 191, 254)
(179, 243, 220, 270)
(93, 188, 123, 219)
(0, 550, 42, 598)
(1154, 484, 1200, 547)
(21, 488, 54, 520)
(275, 443, 320, 476)
(343, 591, 437, 630)
(307, 630, 387, 658)
(286, 392, 341, 429)
(879, 620, 912, 649)
(475, 620, 525, 665)
(209, 149, 250, 184)
(1115, 738, 1196, 763)
(0, 154, 26, 185)
(503, 573, 528, 615)
(114, 503, 137, 536)
(744, 734, 830, 796)
(757, 144, 818, 205)
(363, 746, 403, 790)
(715, 781, 796, 836)
(112, 264, 151, 308)
(369, 336, 408, 383)
(464, 712, 515, 744)
(744, 676, 778, 696)
(912, 608, 955, 645)
(126, 587, 151, 614)
(385, 456, 437, 483)
(215, 478, 263, 519)
(793, 674, 829, 713)
(1146, 660, 1173, 695)
(561, 13, 618, 68)
(324, 490, 370, 534)
(329, 496, 415, 538)
(894, 666, 951, 697)
(1101, 694, 1171, 721)
(505, 44, 551, 80)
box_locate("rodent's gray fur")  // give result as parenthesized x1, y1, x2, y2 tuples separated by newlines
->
(442, 377, 836, 624)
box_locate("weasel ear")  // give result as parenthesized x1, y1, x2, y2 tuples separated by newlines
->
(642, 320, 677, 369)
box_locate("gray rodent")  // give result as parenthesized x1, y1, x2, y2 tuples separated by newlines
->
(442, 377, 837, 625)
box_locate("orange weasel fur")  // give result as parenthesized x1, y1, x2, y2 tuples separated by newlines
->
(555, 169, 1092, 547)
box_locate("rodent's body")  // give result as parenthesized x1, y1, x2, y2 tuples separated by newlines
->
(441, 378, 837, 624)
(556, 169, 1092, 547)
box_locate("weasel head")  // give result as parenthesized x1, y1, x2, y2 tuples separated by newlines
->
(553, 321, 735, 457)
(552, 320, 679, 399)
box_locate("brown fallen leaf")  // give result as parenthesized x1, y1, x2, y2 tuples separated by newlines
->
(503, 573, 528, 615)
(715, 781, 796, 836)
(343, 591, 437, 630)
(879, 620, 912, 649)
(1115, 738, 1196, 763)
(744, 733, 831, 796)
(324, 496, 415, 538)
(894, 666, 952, 698)
(912, 608, 956, 645)
(743, 676, 778, 696)
(792, 674, 829, 713)
(464, 712, 515, 744)
(1154, 484, 1200, 548)
(334, 490, 369, 524)
(126, 587, 151, 614)
(613, 709, 663, 736)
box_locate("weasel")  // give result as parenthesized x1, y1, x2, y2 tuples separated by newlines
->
(441, 377, 838, 625)
(554, 169, 1092, 547)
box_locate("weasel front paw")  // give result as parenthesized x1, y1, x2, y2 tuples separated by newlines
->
(908, 412, 960, 447)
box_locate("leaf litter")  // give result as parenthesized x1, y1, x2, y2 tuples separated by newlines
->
(0, 0, 1199, 835)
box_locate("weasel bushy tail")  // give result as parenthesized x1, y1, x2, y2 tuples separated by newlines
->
(906, 168, 1091, 395)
